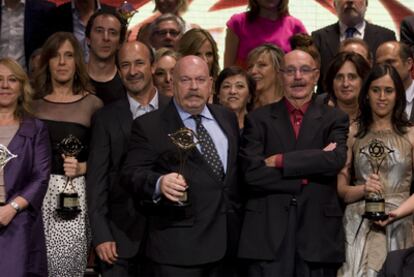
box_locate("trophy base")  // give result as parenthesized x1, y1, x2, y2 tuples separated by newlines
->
(56, 207, 81, 220)
(362, 212, 389, 221)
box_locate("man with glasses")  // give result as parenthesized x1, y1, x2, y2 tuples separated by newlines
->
(149, 13, 184, 50)
(238, 49, 349, 277)
(121, 55, 241, 276)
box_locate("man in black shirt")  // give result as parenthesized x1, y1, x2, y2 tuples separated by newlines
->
(86, 10, 126, 105)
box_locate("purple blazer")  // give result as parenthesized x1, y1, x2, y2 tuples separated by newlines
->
(0, 117, 51, 277)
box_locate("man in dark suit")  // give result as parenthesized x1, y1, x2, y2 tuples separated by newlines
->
(238, 49, 349, 276)
(50, 0, 115, 62)
(0, 0, 55, 69)
(312, 0, 395, 93)
(121, 55, 241, 276)
(86, 40, 169, 276)
(379, 247, 414, 277)
(376, 41, 414, 122)
(400, 15, 414, 55)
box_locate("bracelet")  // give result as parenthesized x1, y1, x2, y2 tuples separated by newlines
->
(9, 200, 21, 212)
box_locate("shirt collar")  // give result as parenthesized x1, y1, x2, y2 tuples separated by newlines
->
(127, 89, 159, 114)
(173, 98, 213, 122)
(71, 0, 101, 11)
(338, 20, 365, 36)
(406, 80, 414, 104)
(284, 98, 311, 115)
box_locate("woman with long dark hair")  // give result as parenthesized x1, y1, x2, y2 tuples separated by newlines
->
(32, 32, 103, 276)
(337, 63, 414, 276)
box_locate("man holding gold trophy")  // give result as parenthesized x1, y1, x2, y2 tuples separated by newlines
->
(121, 55, 241, 276)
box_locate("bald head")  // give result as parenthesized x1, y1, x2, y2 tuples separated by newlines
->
(376, 41, 413, 89)
(173, 55, 212, 115)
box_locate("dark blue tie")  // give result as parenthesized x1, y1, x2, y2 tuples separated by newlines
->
(345, 27, 357, 38)
(192, 115, 224, 180)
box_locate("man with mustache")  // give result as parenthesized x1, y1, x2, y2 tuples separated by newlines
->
(121, 55, 241, 276)
(86, 41, 169, 276)
(312, 0, 395, 94)
(238, 49, 349, 277)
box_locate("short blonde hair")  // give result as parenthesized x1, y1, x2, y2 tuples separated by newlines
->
(0, 57, 33, 119)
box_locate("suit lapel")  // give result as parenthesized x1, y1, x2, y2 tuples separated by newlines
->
(296, 99, 323, 149)
(115, 98, 133, 138)
(270, 101, 297, 152)
(325, 23, 341, 61)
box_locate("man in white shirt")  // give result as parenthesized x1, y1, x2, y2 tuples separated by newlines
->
(376, 41, 414, 121)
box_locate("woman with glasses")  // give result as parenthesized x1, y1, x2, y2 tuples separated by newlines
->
(0, 58, 51, 277)
(337, 63, 414, 276)
(224, 0, 306, 68)
(246, 43, 284, 109)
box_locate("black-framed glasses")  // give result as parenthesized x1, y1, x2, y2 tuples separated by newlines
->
(280, 66, 318, 76)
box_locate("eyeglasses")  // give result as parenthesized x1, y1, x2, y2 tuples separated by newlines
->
(280, 66, 318, 76)
(179, 76, 208, 86)
(154, 29, 181, 37)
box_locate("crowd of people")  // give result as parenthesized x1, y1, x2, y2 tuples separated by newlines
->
(3, 0, 414, 276)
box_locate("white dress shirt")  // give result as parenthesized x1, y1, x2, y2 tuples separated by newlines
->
(339, 20, 366, 41)
(405, 80, 414, 120)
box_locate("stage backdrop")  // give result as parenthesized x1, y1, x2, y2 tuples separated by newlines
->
(51, 0, 414, 67)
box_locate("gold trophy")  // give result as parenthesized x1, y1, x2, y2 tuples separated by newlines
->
(360, 138, 393, 220)
(117, 1, 137, 25)
(56, 134, 83, 219)
(168, 128, 198, 206)
(0, 144, 17, 169)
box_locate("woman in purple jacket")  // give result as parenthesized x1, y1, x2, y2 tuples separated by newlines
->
(0, 57, 51, 276)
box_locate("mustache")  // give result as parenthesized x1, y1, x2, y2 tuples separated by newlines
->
(184, 92, 203, 99)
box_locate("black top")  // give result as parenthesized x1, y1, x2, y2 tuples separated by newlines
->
(91, 73, 126, 106)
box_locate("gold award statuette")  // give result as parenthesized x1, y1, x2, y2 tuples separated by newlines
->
(117, 1, 137, 25)
(56, 134, 84, 219)
(0, 144, 17, 169)
(359, 138, 393, 221)
(168, 128, 198, 206)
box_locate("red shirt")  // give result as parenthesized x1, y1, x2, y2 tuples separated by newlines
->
(275, 98, 311, 185)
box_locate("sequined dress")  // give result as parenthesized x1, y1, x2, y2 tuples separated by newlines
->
(338, 130, 414, 277)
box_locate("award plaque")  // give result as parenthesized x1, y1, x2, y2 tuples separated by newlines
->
(0, 144, 17, 169)
(56, 134, 83, 219)
(168, 128, 198, 206)
(117, 1, 137, 25)
(359, 138, 393, 221)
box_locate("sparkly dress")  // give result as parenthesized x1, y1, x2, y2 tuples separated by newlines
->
(32, 94, 103, 277)
(338, 130, 414, 277)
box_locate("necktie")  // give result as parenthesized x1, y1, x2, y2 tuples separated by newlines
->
(192, 115, 225, 180)
(345, 27, 357, 38)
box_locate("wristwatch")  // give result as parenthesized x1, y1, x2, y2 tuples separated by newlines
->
(9, 201, 21, 212)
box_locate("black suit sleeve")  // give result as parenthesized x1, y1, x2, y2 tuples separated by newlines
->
(240, 114, 302, 195)
(121, 118, 163, 200)
(86, 112, 114, 247)
(283, 111, 349, 177)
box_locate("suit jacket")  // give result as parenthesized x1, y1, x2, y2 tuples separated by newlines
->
(238, 98, 349, 263)
(121, 100, 242, 266)
(0, 0, 55, 66)
(50, 2, 115, 34)
(0, 117, 51, 276)
(379, 247, 414, 277)
(86, 94, 169, 258)
(400, 16, 414, 54)
(312, 21, 396, 93)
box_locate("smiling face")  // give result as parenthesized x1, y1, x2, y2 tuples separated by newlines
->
(368, 74, 396, 120)
(173, 56, 212, 115)
(153, 55, 177, 97)
(49, 40, 76, 85)
(281, 50, 319, 104)
(151, 20, 182, 50)
(87, 14, 122, 61)
(218, 74, 251, 113)
(118, 42, 154, 96)
(247, 51, 278, 93)
(333, 61, 363, 105)
(0, 63, 21, 110)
